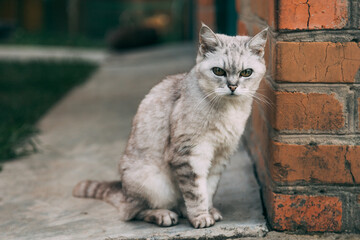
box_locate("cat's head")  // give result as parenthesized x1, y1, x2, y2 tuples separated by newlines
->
(195, 24, 268, 99)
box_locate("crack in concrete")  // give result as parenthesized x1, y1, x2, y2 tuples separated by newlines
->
(293, 53, 299, 65)
(340, 44, 345, 82)
(300, 95, 309, 125)
(314, 65, 318, 82)
(344, 146, 356, 184)
(324, 65, 330, 79)
(323, 43, 350, 82)
(299, 43, 307, 75)
(306, 0, 311, 28)
(324, 43, 330, 63)
(323, 43, 330, 80)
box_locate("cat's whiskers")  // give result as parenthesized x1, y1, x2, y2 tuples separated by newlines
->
(191, 93, 220, 138)
(253, 94, 273, 109)
(241, 93, 274, 117)
(237, 89, 273, 110)
(186, 92, 220, 141)
(202, 94, 221, 129)
(254, 91, 273, 104)
(214, 88, 229, 96)
(193, 90, 217, 113)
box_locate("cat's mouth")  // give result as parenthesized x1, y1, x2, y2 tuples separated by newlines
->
(226, 90, 246, 98)
(228, 90, 240, 97)
(224, 92, 239, 98)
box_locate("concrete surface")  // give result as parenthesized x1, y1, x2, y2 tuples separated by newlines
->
(0, 45, 107, 63)
(0, 44, 268, 240)
(242, 232, 360, 240)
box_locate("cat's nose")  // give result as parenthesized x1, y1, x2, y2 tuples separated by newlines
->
(228, 84, 237, 92)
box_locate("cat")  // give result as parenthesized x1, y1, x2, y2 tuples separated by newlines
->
(73, 24, 268, 229)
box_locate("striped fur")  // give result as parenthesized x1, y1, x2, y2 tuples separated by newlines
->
(73, 24, 268, 228)
(73, 180, 117, 200)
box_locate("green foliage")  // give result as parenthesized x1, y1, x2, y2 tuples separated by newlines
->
(0, 60, 97, 162)
(0, 30, 105, 48)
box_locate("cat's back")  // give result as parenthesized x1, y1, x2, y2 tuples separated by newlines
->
(123, 73, 186, 161)
(144, 73, 185, 103)
(139, 73, 185, 115)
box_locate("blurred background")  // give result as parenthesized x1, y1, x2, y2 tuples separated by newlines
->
(0, 0, 237, 163)
(0, 0, 238, 49)
(0, 0, 197, 49)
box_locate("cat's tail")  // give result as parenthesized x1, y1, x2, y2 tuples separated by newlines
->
(72, 180, 122, 200)
(73, 180, 143, 220)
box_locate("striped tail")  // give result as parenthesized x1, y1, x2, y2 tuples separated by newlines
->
(72, 180, 122, 200)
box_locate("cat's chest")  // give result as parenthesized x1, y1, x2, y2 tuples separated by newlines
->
(207, 107, 249, 146)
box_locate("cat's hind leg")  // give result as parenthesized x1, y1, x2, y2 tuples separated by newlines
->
(73, 180, 144, 220)
(135, 209, 179, 227)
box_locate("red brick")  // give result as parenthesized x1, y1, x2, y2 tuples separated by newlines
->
(278, 0, 348, 30)
(275, 42, 360, 83)
(237, 20, 248, 36)
(344, 146, 360, 183)
(273, 92, 345, 131)
(266, 191, 343, 232)
(270, 142, 360, 184)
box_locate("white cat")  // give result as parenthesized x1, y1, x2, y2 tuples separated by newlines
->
(73, 24, 268, 229)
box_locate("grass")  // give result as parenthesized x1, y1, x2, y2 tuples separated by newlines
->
(0, 60, 97, 163)
(0, 30, 106, 48)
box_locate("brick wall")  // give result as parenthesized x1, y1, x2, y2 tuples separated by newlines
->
(197, 0, 360, 233)
(240, 0, 360, 233)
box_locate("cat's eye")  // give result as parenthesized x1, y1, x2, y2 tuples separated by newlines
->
(240, 69, 253, 77)
(212, 67, 226, 76)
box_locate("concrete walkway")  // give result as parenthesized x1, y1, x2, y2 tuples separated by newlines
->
(0, 45, 107, 63)
(0, 44, 267, 239)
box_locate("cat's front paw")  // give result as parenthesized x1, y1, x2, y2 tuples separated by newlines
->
(209, 207, 223, 222)
(189, 213, 215, 228)
(143, 209, 179, 227)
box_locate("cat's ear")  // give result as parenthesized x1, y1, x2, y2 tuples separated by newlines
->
(247, 28, 268, 57)
(199, 23, 220, 55)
